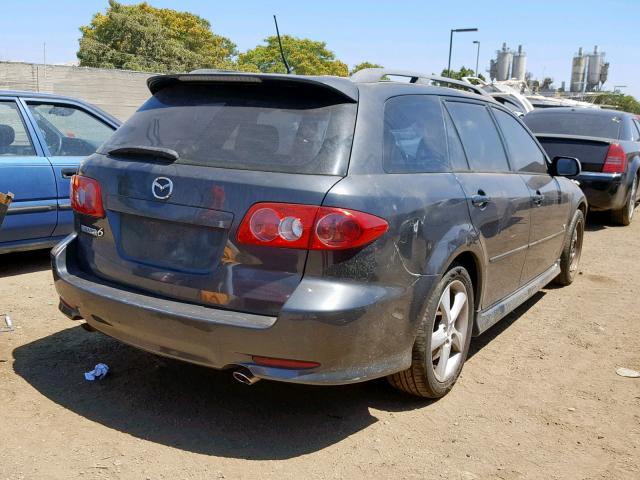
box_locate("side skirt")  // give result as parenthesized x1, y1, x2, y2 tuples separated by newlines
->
(473, 262, 561, 336)
(0, 236, 65, 255)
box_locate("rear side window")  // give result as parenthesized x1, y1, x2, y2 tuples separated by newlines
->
(523, 111, 622, 139)
(100, 84, 357, 176)
(446, 102, 509, 173)
(493, 108, 547, 174)
(443, 109, 469, 171)
(632, 120, 640, 141)
(383, 95, 448, 173)
(0, 101, 36, 156)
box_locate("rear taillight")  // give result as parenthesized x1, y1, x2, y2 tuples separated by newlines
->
(602, 144, 627, 173)
(237, 202, 388, 250)
(70, 175, 105, 218)
(311, 207, 388, 250)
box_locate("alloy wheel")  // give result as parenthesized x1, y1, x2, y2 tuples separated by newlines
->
(431, 280, 470, 382)
(628, 177, 637, 221)
(569, 217, 584, 274)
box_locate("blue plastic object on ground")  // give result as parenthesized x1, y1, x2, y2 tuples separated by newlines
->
(84, 363, 109, 381)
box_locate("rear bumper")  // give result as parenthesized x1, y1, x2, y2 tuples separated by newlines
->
(576, 172, 627, 211)
(52, 234, 435, 385)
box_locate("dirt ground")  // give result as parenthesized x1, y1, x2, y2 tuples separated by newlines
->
(1, 212, 639, 480)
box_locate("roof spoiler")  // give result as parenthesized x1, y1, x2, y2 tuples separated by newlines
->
(147, 70, 359, 102)
(350, 68, 489, 97)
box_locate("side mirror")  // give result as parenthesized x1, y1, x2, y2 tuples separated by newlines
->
(551, 156, 581, 177)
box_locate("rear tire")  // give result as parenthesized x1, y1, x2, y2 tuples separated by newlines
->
(554, 209, 584, 286)
(388, 265, 474, 398)
(611, 175, 637, 226)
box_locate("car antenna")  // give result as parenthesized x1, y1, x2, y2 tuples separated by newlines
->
(273, 15, 292, 74)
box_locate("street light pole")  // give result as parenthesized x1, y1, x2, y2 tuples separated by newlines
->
(447, 27, 478, 75)
(447, 30, 454, 74)
(473, 41, 480, 77)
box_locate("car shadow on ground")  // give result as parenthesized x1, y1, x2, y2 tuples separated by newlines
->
(0, 249, 51, 279)
(11, 266, 546, 460)
(13, 325, 429, 460)
(585, 211, 617, 232)
(468, 291, 545, 359)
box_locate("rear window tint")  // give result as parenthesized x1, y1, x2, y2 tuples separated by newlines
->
(383, 95, 449, 173)
(443, 109, 469, 171)
(0, 101, 35, 156)
(523, 111, 622, 139)
(99, 84, 357, 176)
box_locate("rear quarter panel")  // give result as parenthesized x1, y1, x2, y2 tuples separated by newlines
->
(308, 172, 482, 350)
(306, 87, 484, 344)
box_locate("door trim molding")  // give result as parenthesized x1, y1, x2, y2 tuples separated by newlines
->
(489, 243, 528, 263)
(528, 228, 566, 248)
(7, 204, 56, 215)
(489, 226, 566, 263)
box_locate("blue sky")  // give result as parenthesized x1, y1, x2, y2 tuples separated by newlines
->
(1, 0, 639, 97)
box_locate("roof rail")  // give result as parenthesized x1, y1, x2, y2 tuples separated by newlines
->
(350, 68, 489, 97)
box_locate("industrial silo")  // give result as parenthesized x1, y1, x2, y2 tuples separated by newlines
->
(489, 59, 497, 81)
(496, 43, 512, 81)
(586, 46, 605, 91)
(511, 45, 526, 81)
(599, 62, 609, 86)
(570, 47, 587, 92)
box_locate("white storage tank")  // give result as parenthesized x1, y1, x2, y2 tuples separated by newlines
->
(587, 45, 605, 91)
(511, 45, 526, 81)
(570, 47, 587, 92)
(496, 43, 512, 81)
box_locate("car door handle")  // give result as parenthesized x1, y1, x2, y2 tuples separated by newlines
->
(61, 168, 77, 179)
(471, 191, 491, 208)
(533, 191, 544, 206)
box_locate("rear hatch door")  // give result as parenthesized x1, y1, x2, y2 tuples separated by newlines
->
(76, 75, 357, 316)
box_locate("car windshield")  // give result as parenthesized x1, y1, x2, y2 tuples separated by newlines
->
(99, 83, 357, 176)
(523, 111, 622, 139)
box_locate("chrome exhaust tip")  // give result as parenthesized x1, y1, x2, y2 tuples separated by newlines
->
(233, 368, 260, 385)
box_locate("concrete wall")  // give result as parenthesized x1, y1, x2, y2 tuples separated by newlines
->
(0, 61, 154, 120)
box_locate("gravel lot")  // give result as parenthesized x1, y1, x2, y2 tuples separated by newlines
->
(1, 212, 639, 480)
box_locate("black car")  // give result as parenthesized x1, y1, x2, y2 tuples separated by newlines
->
(524, 108, 640, 225)
(52, 69, 586, 398)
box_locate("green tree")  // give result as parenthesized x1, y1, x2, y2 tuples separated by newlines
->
(77, 0, 236, 73)
(350, 62, 383, 75)
(593, 93, 640, 114)
(441, 66, 483, 81)
(237, 35, 348, 76)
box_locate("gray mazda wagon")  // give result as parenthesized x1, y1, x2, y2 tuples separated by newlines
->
(52, 69, 587, 398)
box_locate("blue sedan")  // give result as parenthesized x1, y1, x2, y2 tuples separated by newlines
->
(0, 91, 120, 253)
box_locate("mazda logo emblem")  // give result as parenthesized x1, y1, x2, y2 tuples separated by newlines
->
(152, 177, 173, 200)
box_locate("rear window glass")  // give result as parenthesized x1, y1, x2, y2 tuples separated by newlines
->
(523, 111, 622, 139)
(383, 95, 449, 173)
(99, 84, 357, 176)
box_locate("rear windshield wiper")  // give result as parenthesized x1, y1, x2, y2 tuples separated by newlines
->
(106, 146, 179, 162)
